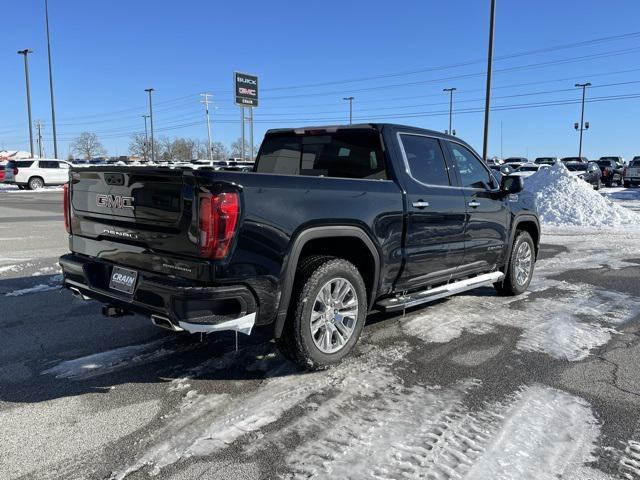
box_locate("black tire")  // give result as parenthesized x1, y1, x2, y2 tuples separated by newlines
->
(494, 230, 535, 296)
(594, 178, 601, 190)
(276, 256, 367, 370)
(605, 180, 612, 188)
(624, 181, 632, 188)
(17, 185, 26, 190)
(28, 177, 44, 190)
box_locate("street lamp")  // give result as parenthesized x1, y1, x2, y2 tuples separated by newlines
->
(574, 82, 591, 158)
(17, 49, 34, 158)
(145, 88, 155, 162)
(342, 96, 354, 124)
(443, 87, 457, 135)
(142, 115, 150, 162)
(44, 0, 58, 159)
(482, 0, 497, 161)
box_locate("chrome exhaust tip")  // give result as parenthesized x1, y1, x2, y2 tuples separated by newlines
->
(151, 314, 184, 332)
(69, 286, 91, 301)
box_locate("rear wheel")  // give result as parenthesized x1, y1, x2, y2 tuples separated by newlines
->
(276, 257, 367, 370)
(28, 177, 44, 190)
(494, 230, 535, 296)
(624, 181, 632, 188)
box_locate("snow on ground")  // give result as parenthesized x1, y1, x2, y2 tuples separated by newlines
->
(402, 276, 637, 361)
(112, 344, 411, 478)
(279, 382, 601, 480)
(4, 274, 62, 297)
(0, 184, 64, 193)
(523, 163, 640, 227)
(620, 440, 640, 479)
(41, 337, 178, 380)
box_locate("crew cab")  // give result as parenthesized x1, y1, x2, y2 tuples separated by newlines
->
(59, 124, 540, 369)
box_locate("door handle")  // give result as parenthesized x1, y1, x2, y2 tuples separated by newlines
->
(468, 200, 481, 208)
(412, 200, 430, 209)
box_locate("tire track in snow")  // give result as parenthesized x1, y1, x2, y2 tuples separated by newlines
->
(281, 384, 605, 480)
(111, 344, 412, 479)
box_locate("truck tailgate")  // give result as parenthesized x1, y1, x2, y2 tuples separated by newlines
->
(68, 167, 219, 280)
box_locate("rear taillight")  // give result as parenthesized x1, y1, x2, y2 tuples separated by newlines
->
(63, 183, 70, 233)
(198, 192, 239, 259)
(13, 167, 18, 175)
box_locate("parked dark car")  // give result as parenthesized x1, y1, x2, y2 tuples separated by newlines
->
(534, 157, 558, 165)
(623, 158, 640, 187)
(595, 158, 624, 187)
(503, 157, 528, 168)
(565, 162, 602, 190)
(59, 124, 540, 369)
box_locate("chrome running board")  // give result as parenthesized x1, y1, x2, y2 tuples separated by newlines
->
(376, 271, 504, 312)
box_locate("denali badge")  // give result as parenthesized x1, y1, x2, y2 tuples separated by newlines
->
(96, 194, 134, 210)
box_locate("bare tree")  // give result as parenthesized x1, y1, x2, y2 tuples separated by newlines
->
(211, 141, 228, 160)
(230, 138, 258, 159)
(128, 132, 158, 161)
(70, 132, 107, 159)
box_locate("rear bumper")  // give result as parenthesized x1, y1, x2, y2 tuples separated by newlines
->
(59, 253, 258, 334)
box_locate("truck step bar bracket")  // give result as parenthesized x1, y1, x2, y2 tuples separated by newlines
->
(376, 271, 504, 312)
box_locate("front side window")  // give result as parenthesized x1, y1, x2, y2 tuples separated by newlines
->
(447, 142, 494, 189)
(399, 134, 450, 186)
(256, 130, 386, 179)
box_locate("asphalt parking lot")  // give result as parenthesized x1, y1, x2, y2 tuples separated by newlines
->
(1, 188, 640, 479)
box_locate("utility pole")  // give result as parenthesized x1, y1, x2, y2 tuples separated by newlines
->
(35, 120, 44, 158)
(482, 0, 496, 161)
(142, 115, 149, 162)
(17, 49, 34, 158)
(443, 87, 457, 135)
(574, 82, 591, 158)
(500, 120, 503, 160)
(200, 93, 213, 161)
(44, 0, 58, 158)
(343, 96, 354, 124)
(145, 88, 155, 162)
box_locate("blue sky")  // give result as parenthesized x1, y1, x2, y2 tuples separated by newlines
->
(2, 0, 640, 160)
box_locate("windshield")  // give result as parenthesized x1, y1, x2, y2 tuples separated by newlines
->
(566, 163, 587, 171)
(630, 160, 640, 167)
(535, 158, 555, 164)
(504, 158, 524, 163)
(519, 165, 538, 171)
(256, 129, 386, 179)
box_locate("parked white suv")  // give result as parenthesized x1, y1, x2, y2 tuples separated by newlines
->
(7, 159, 71, 190)
(623, 157, 640, 187)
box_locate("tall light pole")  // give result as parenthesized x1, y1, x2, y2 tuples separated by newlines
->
(443, 87, 457, 135)
(142, 115, 149, 162)
(145, 88, 155, 162)
(17, 49, 34, 158)
(201, 93, 213, 161)
(482, 0, 496, 161)
(44, 0, 58, 159)
(574, 82, 591, 158)
(35, 120, 44, 158)
(343, 96, 354, 124)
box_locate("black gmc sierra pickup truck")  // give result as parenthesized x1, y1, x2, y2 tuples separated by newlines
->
(60, 124, 540, 369)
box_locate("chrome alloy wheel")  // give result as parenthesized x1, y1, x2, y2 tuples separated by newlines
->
(514, 241, 533, 286)
(310, 278, 359, 354)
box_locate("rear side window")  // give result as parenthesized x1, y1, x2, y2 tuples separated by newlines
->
(16, 161, 34, 168)
(629, 160, 640, 167)
(256, 130, 386, 179)
(39, 161, 59, 169)
(447, 142, 495, 189)
(399, 134, 450, 186)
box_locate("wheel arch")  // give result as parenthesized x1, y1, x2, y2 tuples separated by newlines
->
(274, 226, 381, 338)
(504, 214, 540, 267)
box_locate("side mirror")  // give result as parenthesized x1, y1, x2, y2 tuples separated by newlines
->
(500, 175, 523, 194)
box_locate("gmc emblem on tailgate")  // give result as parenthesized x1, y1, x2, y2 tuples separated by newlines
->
(96, 194, 134, 210)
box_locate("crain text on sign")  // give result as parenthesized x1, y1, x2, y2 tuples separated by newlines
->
(234, 72, 259, 107)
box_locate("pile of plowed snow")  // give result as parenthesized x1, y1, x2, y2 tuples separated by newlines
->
(524, 163, 640, 227)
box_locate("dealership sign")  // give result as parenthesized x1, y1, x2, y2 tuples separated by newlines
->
(234, 72, 259, 107)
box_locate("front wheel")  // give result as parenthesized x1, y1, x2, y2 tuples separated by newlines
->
(494, 230, 535, 296)
(276, 257, 367, 370)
